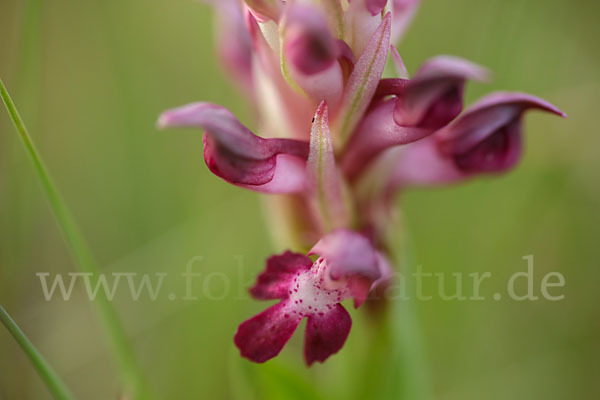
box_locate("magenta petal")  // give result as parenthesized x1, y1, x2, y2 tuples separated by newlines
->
(304, 304, 352, 366)
(395, 56, 490, 129)
(374, 78, 408, 98)
(250, 251, 313, 300)
(158, 102, 310, 193)
(282, 5, 337, 75)
(309, 229, 380, 281)
(209, 0, 253, 94)
(366, 0, 388, 15)
(452, 119, 522, 173)
(388, 92, 565, 189)
(342, 98, 432, 179)
(281, 5, 344, 105)
(384, 138, 465, 189)
(235, 301, 302, 363)
(436, 92, 566, 173)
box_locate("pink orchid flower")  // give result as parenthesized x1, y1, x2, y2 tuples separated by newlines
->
(235, 229, 387, 365)
(160, 0, 565, 365)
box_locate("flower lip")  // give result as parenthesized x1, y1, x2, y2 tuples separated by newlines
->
(235, 231, 387, 366)
(249, 251, 313, 300)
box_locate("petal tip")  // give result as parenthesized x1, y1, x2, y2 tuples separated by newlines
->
(156, 113, 171, 130)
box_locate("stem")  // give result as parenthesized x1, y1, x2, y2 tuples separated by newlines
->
(359, 224, 433, 400)
(395, 231, 434, 400)
(0, 78, 151, 399)
(0, 304, 74, 400)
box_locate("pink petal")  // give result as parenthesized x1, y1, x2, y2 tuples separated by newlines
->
(395, 56, 490, 129)
(437, 91, 566, 153)
(371, 252, 395, 292)
(341, 98, 432, 180)
(304, 303, 352, 365)
(306, 102, 349, 231)
(334, 13, 392, 144)
(435, 92, 565, 173)
(309, 229, 380, 282)
(243, 0, 282, 22)
(388, 91, 566, 188)
(209, 0, 254, 94)
(250, 251, 313, 300)
(234, 301, 302, 363)
(281, 5, 344, 106)
(158, 102, 310, 193)
(282, 5, 337, 75)
(390, 0, 421, 43)
(366, 0, 388, 15)
(386, 137, 465, 188)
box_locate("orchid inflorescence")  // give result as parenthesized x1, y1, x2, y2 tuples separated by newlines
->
(158, 0, 564, 366)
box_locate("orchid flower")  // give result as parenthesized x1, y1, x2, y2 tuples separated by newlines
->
(235, 229, 387, 365)
(159, 0, 565, 365)
(385, 92, 567, 188)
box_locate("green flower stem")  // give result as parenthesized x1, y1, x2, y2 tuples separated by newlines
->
(0, 78, 151, 399)
(395, 238, 434, 400)
(358, 227, 433, 400)
(0, 304, 74, 400)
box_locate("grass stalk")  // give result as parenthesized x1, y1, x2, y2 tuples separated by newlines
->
(0, 304, 74, 400)
(0, 78, 151, 399)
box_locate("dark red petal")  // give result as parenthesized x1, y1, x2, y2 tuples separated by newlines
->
(234, 301, 302, 363)
(374, 78, 409, 98)
(453, 119, 522, 173)
(436, 92, 566, 175)
(304, 304, 352, 366)
(250, 251, 313, 300)
(384, 92, 565, 189)
(414, 85, 464, 130)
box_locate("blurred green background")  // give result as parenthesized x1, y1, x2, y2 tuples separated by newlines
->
(0, 0, 598, 399)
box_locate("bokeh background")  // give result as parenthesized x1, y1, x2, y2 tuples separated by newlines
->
(1, 0, 599, 399)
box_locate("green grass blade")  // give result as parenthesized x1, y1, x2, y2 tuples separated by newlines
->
(0, 304, 74, 400)
(0, 78, 151, 399)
